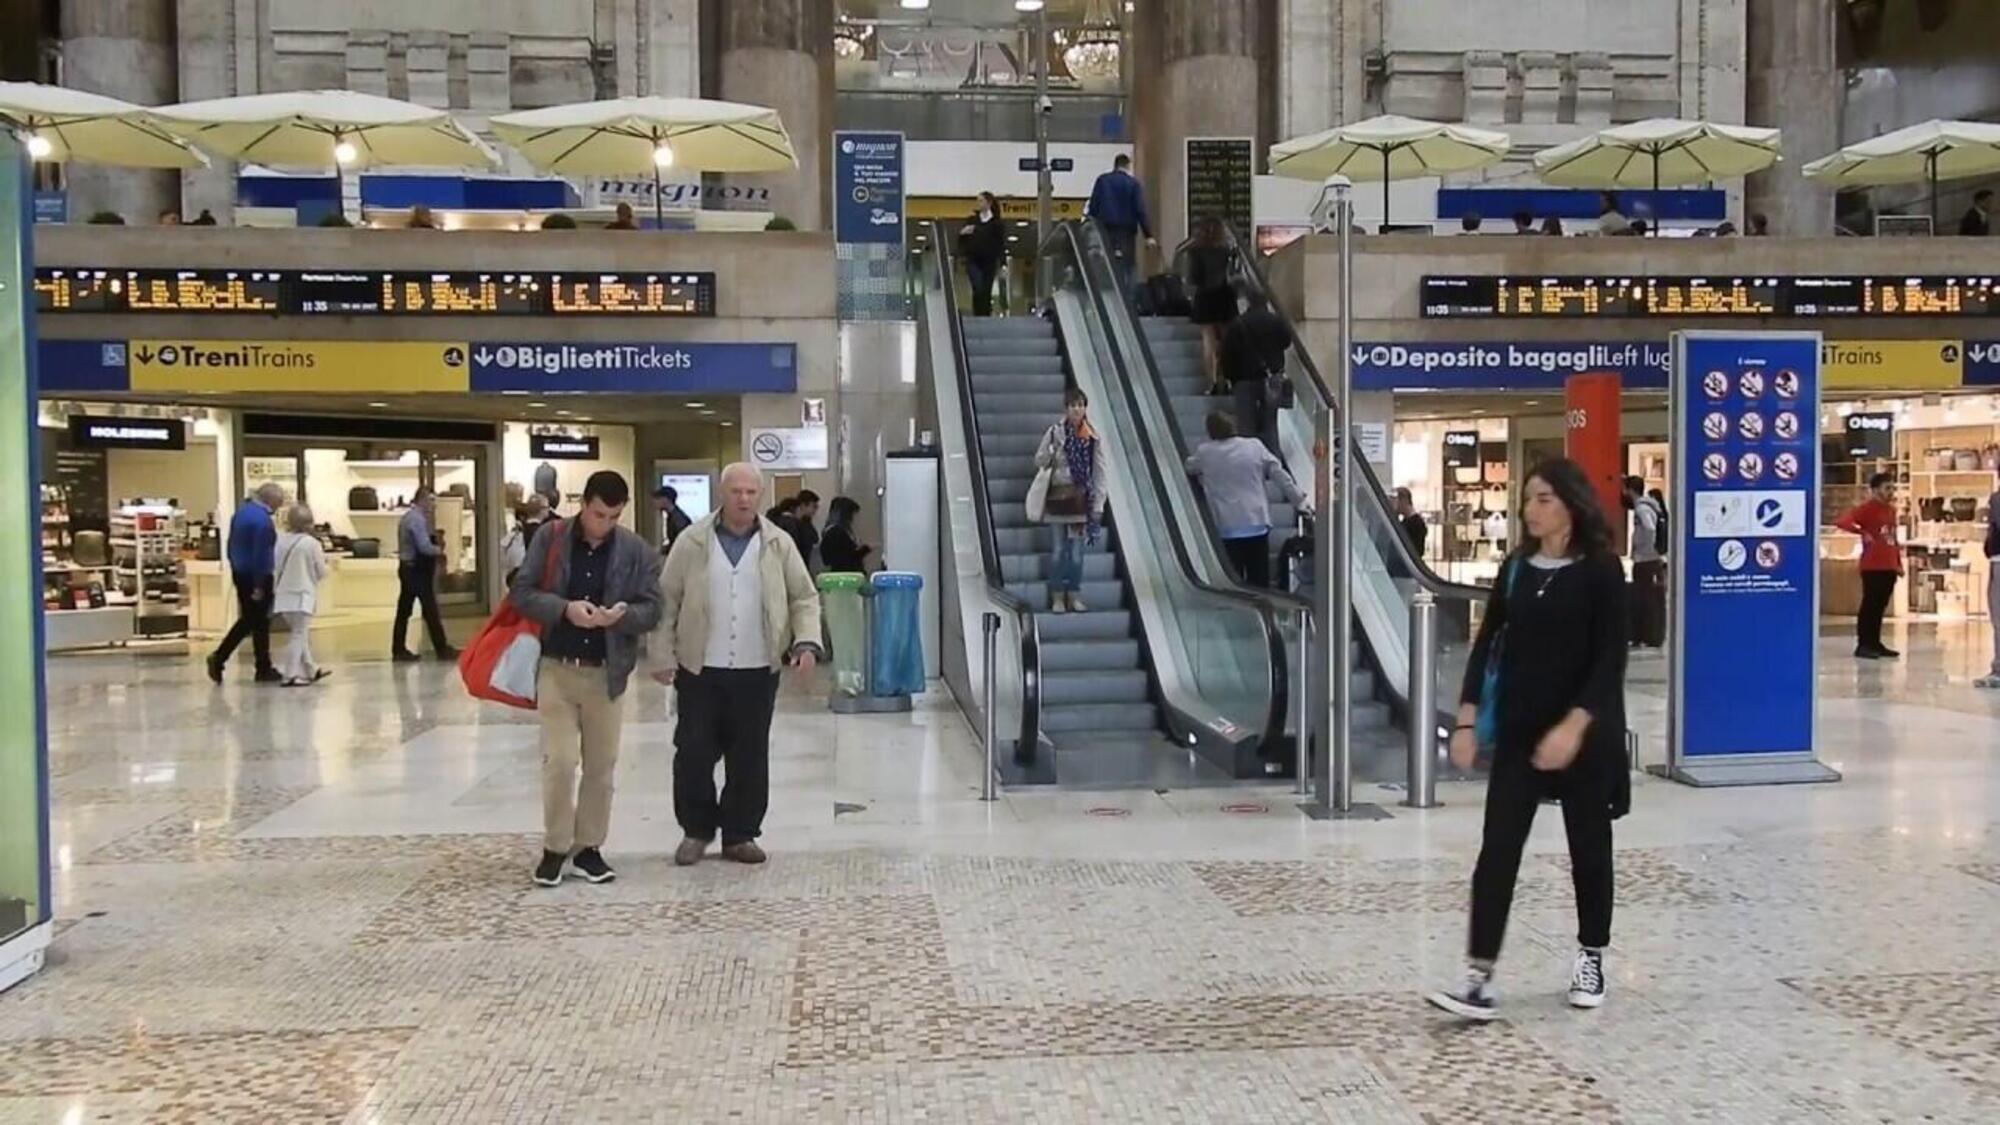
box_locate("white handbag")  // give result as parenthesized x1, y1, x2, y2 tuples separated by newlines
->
(1024, 465, 1054, 524)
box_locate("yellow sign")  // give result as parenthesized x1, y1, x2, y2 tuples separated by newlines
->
(906, 196, 1087, 222)
(1820, 339, 1963, 389)
(129, 340, 472, 393)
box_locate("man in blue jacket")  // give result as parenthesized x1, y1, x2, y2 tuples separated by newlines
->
(207, 483, 286, 684)
(1086, 153, 1157, 292)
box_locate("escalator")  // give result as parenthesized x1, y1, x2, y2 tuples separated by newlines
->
(922, 220, 1297, 786)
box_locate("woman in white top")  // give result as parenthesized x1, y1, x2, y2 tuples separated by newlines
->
(273, 503, 331, 686)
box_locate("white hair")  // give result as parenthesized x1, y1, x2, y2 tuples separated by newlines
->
(284, 503, 316, 533)
(720, 462, 765, 491)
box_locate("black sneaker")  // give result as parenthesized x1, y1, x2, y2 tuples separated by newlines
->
(205, 654, 224, 684)
(435, 646, 461, 661)
(1855, 647, 1882, 660)
(532, 850, 566, 887)
(1426, 966, 1499, 1021)
(571, 847, 616, 884)
(392, 650, 421, 664)
(254, 668, 285, 684)
(1876, 645, 1901, 659)
(1567, 948, 1607, 1009)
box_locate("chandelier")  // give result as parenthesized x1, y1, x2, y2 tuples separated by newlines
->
(1060, 0, 1121, 81)
(834, 18, 872, 62)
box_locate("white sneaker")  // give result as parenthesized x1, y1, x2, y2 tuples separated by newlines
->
(1426, 965, 1499, 1021)
(1067, 592, 1088, 613)
(1567, 948, 1606, 1009)
(1050, 594, 1069, 615)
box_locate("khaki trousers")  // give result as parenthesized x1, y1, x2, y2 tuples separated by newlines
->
(538, 660, 625, 854)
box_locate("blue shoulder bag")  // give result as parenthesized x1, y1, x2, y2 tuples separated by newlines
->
(1474, 558, 1520, 752)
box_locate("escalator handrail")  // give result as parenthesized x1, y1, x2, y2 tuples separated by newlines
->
(1045, 221, 1291, 755)
(1179, 228, 1489, 604)
(929, 220, 1044, 763)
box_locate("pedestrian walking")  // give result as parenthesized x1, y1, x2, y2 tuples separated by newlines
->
(653, 462, 823, 867)
(512, 471, 663, 888)
(1186, 411, 1306, 588)
(272, 504, 331, 687)
(1085, 153, 1157, 293)
(206, 482, 286, 685)
(1835, 472, 1902, 659)
(959, 191, 1008, 316)
(1623, 476, 1666, 648)
(1429, 458, 1629, 1021)
(391, 487, 458, 662)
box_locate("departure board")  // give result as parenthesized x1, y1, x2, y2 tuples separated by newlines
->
(34, 267, 717, 317)
(1421, 275, 2000, 318)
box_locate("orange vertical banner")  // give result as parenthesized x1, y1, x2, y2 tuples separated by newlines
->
(1565, 372, 1625, 539)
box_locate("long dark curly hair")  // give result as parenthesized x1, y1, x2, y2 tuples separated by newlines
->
(1518, 457, 1612, 559)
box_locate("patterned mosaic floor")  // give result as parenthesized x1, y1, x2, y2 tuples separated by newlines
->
(3, 620, 1999, 1123)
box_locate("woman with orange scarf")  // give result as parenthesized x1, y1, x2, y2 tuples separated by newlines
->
(1032, 386, 1109, 613)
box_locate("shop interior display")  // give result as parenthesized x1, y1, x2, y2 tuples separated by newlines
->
(113, 502, 188, 638)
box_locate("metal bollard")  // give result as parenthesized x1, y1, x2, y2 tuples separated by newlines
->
(1626, 728, 1640, 772)
(1294, 609, 1313, 795)
(981, 612, 1000, 802)
(1404, 592, 1439, 809)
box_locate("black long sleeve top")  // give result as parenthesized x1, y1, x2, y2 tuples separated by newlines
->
(1459, 550, 1630, 809)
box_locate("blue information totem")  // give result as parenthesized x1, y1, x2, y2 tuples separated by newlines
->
(1665, 331, 1840, 787)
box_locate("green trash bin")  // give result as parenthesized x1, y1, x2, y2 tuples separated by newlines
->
(817, 572, 869, 699)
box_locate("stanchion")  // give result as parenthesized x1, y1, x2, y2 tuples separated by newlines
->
(1404, 592, 1439, 809)
(1293, 609, 1313, 796)
(981, 612, 1000, 802)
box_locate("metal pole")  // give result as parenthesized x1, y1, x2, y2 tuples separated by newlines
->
(1034, 7, 1052, 304)
(1330, 183, 1355, 813)
(1404, 592, 1438, 809)
(1294, 608, 1313, 796)
(981, 612, 1000, 801)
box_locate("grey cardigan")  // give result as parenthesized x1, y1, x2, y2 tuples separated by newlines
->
(510, 520, 664, 699)
(1186, 436, 1305, 537)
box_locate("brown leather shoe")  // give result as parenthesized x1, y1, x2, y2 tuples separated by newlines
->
(674, 837, 707, 867)
(720, 841, 767, 865)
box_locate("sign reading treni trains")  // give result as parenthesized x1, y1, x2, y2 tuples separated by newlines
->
(34, 268, 718, 317)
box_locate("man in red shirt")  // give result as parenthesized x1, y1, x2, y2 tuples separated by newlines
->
(1835, 472, 1902, 659)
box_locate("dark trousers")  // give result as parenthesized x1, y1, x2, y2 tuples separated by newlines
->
(1469, 748, 1614, 962)
(1103, 225, 1138, 293)
(1858, 569, 1898, 652)
(1628, 559, 1666, 647)
(1223, 535, 1271, 589)
(213, 575, 275, 673)
(967, 257, 999, 316)
(673, 666, 782, 844)
(393, 555, 451, 655)
(1233, 378, 1277, 454)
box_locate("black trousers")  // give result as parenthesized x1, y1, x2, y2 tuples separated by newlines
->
(1469, 748, 1614, 963)
(673, 666, 782, 844)
(1103, 225, 1138, 294)
(1858, 569, 1898, 651)
(1628, 559, 1666, 647)
(213, 575, 275, 673)
(1223, 535, 1271, 589)
(1233, 378, 1278, 454)
(967, 257, 999, 316)
(394, 555, 451, 655)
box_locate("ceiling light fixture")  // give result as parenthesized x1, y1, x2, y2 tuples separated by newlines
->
(1061, 0, 1122, 81)
(26, 134, 53, 159)
(1015, 0, 1045, 11)
(333, 138, 358, 165)
(652, 141, 675, 168)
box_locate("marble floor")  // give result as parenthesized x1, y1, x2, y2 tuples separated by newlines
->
(3, 616, 2000, 1123)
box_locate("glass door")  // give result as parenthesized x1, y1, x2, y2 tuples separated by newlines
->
(423, 445, 487, 610)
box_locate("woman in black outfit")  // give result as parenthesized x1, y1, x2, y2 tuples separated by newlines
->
(818, 496, 874, 573)
(1428, 457, 1629, 1022)
(1183, 216, 1238, 395)
(959, 191, 1008, 317)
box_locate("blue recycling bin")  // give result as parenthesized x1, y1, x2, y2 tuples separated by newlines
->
(869, 571, 925, 698)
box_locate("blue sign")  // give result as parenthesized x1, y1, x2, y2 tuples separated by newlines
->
(1668, 331, 1838, 787)
(833, 132, 905, 245)
(37, 340, 128, 391)
(467, 342, 796, 394)
(1352, 341, 1669, 390)
(1965, 341, 2000, 386)
(32, 192, 66, 224)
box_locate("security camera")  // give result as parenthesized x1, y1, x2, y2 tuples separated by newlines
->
(1310, 174, 1354, 232)
(1037, 95, 1055, 115)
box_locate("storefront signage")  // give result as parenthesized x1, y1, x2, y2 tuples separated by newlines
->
(1423, 275, 2000, 319)
(34, 268, 718, 317)
(128, 340, 470, 393)
(1667, 330, 1838, 788)
(1844, 412, 1895, 459)
(467, 342, 797, 394)
(1184, 137, 1255, 247)
(68, 414, 186, 451)
(834, 132, 905, 246)
(1351, 342, 1670, 391)
(746, 426, 830, 471)
(1821, 339, 1962, 389)
(1441, 430, 1481, 469)
(529, 434, 600, 460)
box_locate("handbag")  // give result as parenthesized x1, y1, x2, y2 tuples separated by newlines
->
(458, 520, 566, 710)
(1025, 466, 1053, 524)
(1474, 558, 1521, 752)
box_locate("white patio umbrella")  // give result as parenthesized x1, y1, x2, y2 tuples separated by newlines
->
(1804, 118, 2000, 223)
(490, 97, 796, 228)
(153, 90, 498, 171)
(1535, 118, 1782, 234)
(0, 81, 205, 168)
(1269, 114, 1511, 227)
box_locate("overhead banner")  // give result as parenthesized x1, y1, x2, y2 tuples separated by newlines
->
(128, 340, 469, 393)
(468, 342, 797, 394)
(1666, 330, 1839, 788)
(1820, 339, 1961, 389)
(1351, 342, 1671, 391)
(37, 340, 128, 392)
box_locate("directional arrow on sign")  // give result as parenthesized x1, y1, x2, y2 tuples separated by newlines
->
(134, 347, 155, 364)
(474, 348, 493, 365)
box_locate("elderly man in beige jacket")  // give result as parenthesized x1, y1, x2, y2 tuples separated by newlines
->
(651, 462, 823, 866)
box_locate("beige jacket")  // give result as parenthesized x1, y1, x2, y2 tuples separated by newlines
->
(650, 514, 823, 675)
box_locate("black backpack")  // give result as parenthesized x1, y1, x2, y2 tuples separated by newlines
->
(1651, 498, 1670, 556)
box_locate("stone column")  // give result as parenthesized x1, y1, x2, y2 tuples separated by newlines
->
(711, 0, 833, 230)
(60, 0, 178, 223)
(1745, 0, 1841, 235)
(1134, 0, 1263, 252)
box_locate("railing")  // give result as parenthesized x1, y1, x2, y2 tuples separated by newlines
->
(922, 222, 1044, 770)
(1041, 221, 1291, 768)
